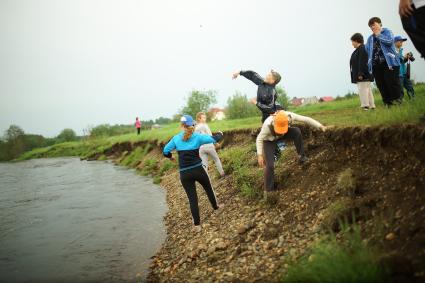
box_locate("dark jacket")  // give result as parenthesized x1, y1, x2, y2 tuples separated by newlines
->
(350, 45, 373, 83)
(240, 70, 281, 115)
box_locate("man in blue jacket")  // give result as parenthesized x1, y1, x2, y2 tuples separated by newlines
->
(365, 17, 401, 107)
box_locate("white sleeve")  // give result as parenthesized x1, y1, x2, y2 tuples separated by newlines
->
(256, 123, 269, 155)
(289, 112, 323, 129)
(195, 124, 208, 135)
(204, 124, 213, 136)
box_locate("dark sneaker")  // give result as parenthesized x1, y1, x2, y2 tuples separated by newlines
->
(299, 156, 309, 165)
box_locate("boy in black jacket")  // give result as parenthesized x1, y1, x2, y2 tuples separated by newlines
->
(232, 69, 282, 123)
(350, 33, 376, 110)
(233, 69, 285, 161)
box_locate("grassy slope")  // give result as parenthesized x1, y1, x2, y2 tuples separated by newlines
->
(17, 84, 425, 161)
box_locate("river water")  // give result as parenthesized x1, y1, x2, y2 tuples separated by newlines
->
(0, 158, 167, 283)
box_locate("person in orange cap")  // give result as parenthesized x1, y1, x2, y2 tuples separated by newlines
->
(256, 110, 326, 203)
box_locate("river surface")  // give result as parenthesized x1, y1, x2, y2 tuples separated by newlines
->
(0, 158, 167, 283)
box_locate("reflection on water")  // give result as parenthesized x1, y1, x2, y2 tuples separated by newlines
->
(0, 158, 167, 283)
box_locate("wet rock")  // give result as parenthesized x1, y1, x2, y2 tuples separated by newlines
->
(385, 232, 396, 241)
(207, 246, 216, 255)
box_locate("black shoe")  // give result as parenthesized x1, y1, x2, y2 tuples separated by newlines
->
(299, 156, 309, 165)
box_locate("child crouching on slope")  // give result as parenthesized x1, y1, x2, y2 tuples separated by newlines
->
(163, 115, 224, 232)
(256, 110, 326, 203)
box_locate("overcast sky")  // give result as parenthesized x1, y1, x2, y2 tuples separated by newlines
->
(1, 0, 424, 137)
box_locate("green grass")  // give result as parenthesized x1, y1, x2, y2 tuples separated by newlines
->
(120, 144, 153, 167)
(140, 158, 158, 176)
(282, 223, 388, 283)
(290, 83, 425, 126)
(220, 145, 263, 198)
(16, 84, 425, 161)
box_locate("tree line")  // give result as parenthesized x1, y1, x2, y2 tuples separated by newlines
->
(176, 86, 290, 120)
(0, 88, 290, 161)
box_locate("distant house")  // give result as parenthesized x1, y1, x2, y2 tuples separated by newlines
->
(319, 96, 334, 103)
(303, 96, 319, 105)
(209, 108, 226, 121)
(151, 124, 162, 129)
(291, 97, 304, 107)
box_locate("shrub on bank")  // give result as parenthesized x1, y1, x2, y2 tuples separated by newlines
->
(282, 223, 388, 283)
(220, 145, 263, 199)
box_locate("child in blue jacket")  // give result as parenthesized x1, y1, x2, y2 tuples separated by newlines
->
(163, 115, 223, 232)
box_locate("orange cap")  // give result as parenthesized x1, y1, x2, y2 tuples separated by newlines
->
(273, 111, 289, 135)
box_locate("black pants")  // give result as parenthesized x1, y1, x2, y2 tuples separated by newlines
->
(180, 166, 218, 226)
(263, 127, 305, 191)
(373, 63, 401, 105)
(400, 75, 415, 99)
(137, 128, 141, 135)
(402, 5, 425, 59)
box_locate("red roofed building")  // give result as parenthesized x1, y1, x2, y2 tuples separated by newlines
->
(319, 96, 334, 102)
(291, 97, 304, 106)
(208, 108, 226, 121)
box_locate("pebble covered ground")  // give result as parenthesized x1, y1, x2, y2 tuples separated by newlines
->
(135, 125, 425, 282)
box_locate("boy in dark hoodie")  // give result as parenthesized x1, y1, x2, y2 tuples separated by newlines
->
(232, 69, 284, 161)
(232, 69, 282, 123)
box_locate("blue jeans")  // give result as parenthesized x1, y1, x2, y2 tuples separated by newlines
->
(400, 75, 415, 99)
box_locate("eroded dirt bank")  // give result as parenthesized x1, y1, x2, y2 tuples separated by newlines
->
(90, 125, 425, 283)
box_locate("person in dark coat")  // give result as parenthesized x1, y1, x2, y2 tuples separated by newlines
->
(350, 33, 376, 110)
(399, 0, 425, 59)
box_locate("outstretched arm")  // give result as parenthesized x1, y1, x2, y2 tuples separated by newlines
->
(163, 138, 176, 158)
(256, 123, 270, 167)
(233, 70, 264, 85)
(289, 112, 326, 131)
(198, 132, 224, 146)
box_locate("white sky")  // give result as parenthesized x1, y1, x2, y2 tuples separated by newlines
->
(1, 0, 424, 137)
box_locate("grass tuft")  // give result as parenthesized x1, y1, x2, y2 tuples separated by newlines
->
(282, 223, 388, 283)
(220, 145, 263, 199)
(337, 168, 356, 196)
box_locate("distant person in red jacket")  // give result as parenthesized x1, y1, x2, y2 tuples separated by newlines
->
(135, 117, 141, 135)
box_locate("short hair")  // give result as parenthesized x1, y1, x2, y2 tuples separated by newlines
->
(368, 17, 382, 27)
(351, 33, 364, 44)
(271, 70, 281, 85)
(196, 111, 206, 122)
